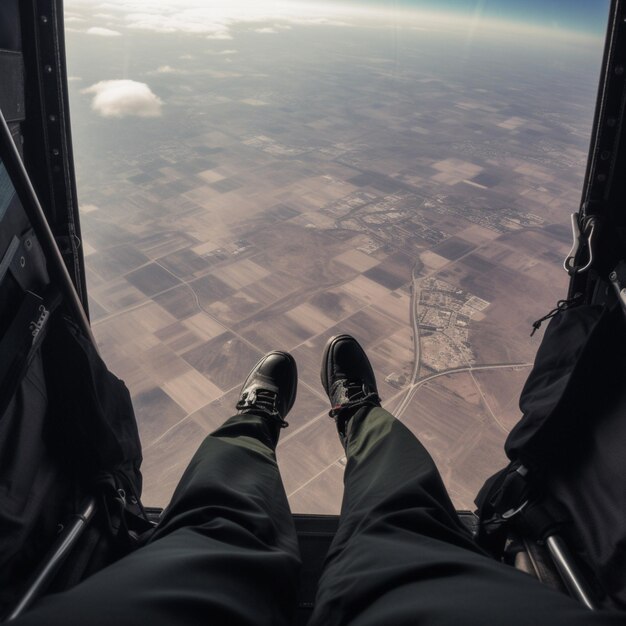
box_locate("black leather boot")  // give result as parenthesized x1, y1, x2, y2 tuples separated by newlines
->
(236, 351, 297, 430)
(320, 334, 381, 447)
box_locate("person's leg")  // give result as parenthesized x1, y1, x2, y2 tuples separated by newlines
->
(310, 335, 621, 625)
(14, 352, 301, 626)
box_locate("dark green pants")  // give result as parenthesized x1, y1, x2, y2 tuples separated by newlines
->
(14, 408, 620, 625)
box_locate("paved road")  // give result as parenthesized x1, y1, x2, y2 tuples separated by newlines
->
(406, 261, 422, 390)
(393, 361, 533, 419)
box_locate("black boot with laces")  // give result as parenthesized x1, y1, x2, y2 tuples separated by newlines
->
(236, 351, 297, 430)
(321, 334, 381, 448)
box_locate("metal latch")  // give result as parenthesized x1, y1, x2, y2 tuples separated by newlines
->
(564, 213, 599, 275)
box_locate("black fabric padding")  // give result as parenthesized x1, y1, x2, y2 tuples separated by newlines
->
(0, 311, 145, 615)
(508, 304, 605, 467)
(540, 306, 626, 610)
(0, 349, 76, 615)
(0, 291, 45, 416)
(479, 304, 626, 611)
(42, 315, 143, 499)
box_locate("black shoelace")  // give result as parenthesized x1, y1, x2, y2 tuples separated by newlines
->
(328, 379, 380, 418)
(236, 388, 289, 428)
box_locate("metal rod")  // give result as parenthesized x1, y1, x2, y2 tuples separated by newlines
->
(5, 497, 97, 621)
(546, 534, 597, 610)
(0, 107, 97, 349)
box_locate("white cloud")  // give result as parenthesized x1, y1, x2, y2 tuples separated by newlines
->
(125, 11, 230, 39)
(65, 16, 86, 23)
(81, 80, 163, 118)
(67, 76, 83, 82)
(206, 31, 233, 40)
(63, 0, 600, 45)
(66, 2, 354, 41)
(147, 64, 189, 75)
(206, 49, 238, 55)
(254, 24, 292, 33)
(86, 26, 122, 36)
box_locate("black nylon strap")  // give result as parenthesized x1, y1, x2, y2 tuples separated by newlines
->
(0, 288, 60, 418)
